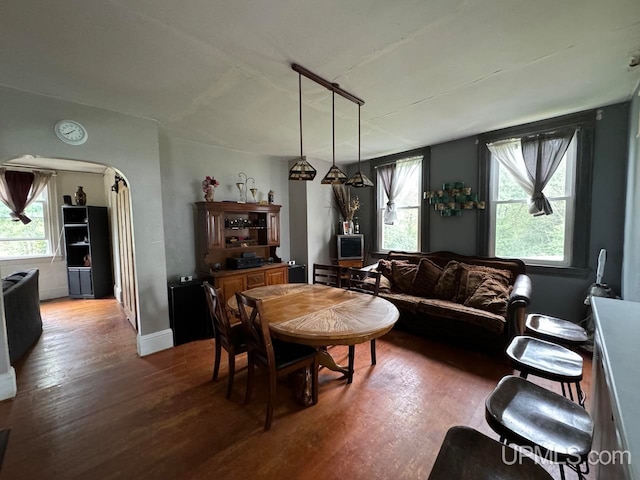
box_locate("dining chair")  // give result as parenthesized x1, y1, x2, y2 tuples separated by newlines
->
(235, 291, 318, 430)
(312, 263, 342, 288)
(203, 282, 247, 398)
(346, 268, 382, 383)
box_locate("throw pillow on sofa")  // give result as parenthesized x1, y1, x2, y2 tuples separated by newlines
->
(433, 261, 463, 300)
(455, 263, 513, 303)
(411, 258, 443, 297)
(391, 261, 419, 293)
(464, 276, 511, 317)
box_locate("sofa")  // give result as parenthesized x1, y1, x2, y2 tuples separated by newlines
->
(2, 269, 42, 364)
(371, 251, 532, 351)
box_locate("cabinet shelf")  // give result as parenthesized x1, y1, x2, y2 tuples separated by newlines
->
(64, 223, 88, 228)
(68, 242, 90, 247)
(224, 227, 267, 231)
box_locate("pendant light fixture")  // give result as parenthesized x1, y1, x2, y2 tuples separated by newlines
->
(321, 91, 348, 184)
(288, 72, 317, 181)
(345, 104, 374, 187)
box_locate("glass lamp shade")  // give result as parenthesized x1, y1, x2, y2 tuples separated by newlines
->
(345, 170, 374, 187)
(288, 156, 317, 181)
(320, 165, 348, 184)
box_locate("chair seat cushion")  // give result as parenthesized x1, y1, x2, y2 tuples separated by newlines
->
(272, 339, 316, 369)
(229, 323, 247, 351)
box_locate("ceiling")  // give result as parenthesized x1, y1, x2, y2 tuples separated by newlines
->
(1, 0, 639, 164)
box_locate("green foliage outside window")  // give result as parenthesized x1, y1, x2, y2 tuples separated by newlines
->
(382, 208, 419, 252)
(0, 199, 48, 257)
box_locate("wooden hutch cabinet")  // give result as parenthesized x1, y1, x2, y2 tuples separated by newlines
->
(195, 202, 288, 301)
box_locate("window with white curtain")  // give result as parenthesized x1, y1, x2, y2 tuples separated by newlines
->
(488, 135, 577, 265)
(376, 157, 422, 252)
(0, 186, 53, 258)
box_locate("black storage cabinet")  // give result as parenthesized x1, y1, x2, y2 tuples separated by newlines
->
(62, 206, 112, 299)
(168, 280, 214, 346)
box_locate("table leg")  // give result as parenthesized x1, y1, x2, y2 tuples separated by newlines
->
(316, 348, 349, 377)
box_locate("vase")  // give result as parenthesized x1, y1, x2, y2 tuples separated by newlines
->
(75, 186, 87, 206)
(204, 186, 214, 202)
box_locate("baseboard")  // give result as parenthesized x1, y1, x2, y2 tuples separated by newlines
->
(39, 286, 69, 301)
(0, 368, 17, 401)
(114, 285, 122, 303)
(137, 329, 174, 356)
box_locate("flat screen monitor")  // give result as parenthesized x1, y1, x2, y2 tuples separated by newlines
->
(337, 234, 364, 260)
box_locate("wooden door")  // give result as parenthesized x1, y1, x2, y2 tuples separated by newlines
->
(266, 267, 287, 286)
(115, 179, 138, 331)
(217, 274, 247, 303)
(267, 212, 279, 246)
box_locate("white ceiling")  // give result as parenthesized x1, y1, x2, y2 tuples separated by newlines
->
(1, 0, 639, 163)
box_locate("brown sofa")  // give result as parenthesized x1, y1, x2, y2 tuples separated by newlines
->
(372, 251, 532, 351)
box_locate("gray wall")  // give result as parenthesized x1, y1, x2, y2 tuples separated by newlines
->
(0, 85, 169, 339)
(358, 103, 630, 323)
(158, 133, 291, 279)
(429, 137, 478, 255)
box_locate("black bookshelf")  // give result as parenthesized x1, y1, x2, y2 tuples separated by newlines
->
(62, 206, 112, 299)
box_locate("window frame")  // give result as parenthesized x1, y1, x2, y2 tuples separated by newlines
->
(0, 181, 58, 261)
(371, 147, 430, 254)
(478, 111, 595, 276)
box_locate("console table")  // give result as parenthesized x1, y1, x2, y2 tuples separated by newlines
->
(591, 297, 639, 480)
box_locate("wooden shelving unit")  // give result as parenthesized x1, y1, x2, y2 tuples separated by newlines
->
(195, 202, 287, 301)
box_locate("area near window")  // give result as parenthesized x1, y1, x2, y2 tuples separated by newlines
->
(0, 186, 53, 258)
(376, 156, 423, 252)
(488, 134, 577, 266)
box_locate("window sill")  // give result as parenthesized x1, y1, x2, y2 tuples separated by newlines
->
(525, 264, 591, 278)
(0, 255, 62, 266)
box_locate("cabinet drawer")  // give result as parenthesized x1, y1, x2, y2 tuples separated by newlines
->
(247, 272, 266, 288)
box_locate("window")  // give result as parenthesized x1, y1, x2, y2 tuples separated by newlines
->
(377, 157, 422, 252)
(0, 186, 53, 258)
(488, 133, 577, 266)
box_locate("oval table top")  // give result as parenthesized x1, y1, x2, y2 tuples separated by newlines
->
(227, 283, 399, 347)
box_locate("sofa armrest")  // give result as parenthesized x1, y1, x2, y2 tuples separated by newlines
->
(505, 274, 532, 339)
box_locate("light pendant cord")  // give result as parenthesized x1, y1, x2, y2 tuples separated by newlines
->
(299, 73, 303, 158)
(332, 91, 335, 166)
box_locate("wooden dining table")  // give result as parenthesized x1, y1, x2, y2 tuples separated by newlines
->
(226, 283, 400, 377)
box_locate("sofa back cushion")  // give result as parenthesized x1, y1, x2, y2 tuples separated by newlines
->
(433, 261, 464, 300)
(455, 263, 513, 303)
(464, 276, 511, 317)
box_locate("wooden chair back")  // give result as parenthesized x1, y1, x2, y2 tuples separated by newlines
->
(312, 263, 342, 287)
(346, 268, 381, 296)
(235, 292, 276, 370)
(203, 282, 233, 346)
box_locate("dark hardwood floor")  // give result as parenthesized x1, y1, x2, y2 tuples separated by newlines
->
(0, 298, 592, 479)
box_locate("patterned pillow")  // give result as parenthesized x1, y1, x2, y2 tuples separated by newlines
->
(391, 261, 419, 293)
(433, 261, 463, 300)
(455, 263, 513, 303)
(411, 258, 443, 297)
(377, 259, 395, 279)
(464, 276, 511, 317)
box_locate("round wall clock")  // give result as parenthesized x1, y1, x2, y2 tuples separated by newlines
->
(54, 120, 88, 145)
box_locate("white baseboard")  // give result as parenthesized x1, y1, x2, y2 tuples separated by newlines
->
(40, 286, 69, 301)
(114, 285, 122, 303)
(137, 329, 174, 356)
(0, 367, 17, 401)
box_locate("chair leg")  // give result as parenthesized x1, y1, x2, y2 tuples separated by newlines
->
(576, 381, 586, 407)
(212, 339, 221, 381)
(347, 345, 355, 384)
(370, 339, 376, 365)
(226, 353, 235, 399)
(245, 360, 254, 404)
(265, 372, 277, 431)
(311, 360, 319, 406)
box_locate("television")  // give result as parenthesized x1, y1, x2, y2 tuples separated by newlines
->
(337, 234, 364, 260)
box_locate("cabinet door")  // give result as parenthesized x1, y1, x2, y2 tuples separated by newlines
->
(206, 210, 224, 249)
(80, 269, 93, 295)
(68, 269, 81, 296)
(267, 212, 279, 246)
(266, 267, 287, 286)
(217, 274, 247, 303)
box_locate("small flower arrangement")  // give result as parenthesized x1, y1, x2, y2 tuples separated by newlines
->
(202, 176, 220, 201)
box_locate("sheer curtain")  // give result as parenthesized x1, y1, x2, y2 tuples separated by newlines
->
(0, 168, 53, 224)
(378, 157, 421, 224)
(487, 129, 574, 216)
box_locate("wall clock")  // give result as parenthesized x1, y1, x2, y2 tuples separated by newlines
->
(54, 120, 88, 145)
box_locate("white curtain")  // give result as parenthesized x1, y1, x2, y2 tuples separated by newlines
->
(378, 157, 421, 224)
(487, 130, 574, 216)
